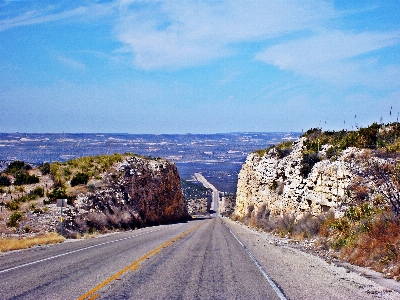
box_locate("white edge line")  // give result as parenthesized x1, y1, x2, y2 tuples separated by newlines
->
(225, 223, 288, 300)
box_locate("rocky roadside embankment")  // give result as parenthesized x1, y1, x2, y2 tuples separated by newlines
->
(1, 155, 190, 237)
(232, 130, 400, 281)
(234, 137, 392, 219)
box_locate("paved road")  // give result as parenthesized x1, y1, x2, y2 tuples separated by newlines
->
(194, 172, 219, 215)
(1, 217, 399, 299)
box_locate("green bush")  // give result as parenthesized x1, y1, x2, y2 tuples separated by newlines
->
(5, 160, 32, 175)
(71, 172, 89, 187)
(5, 200, 20, 211)
(31, 186, 44, 197)
(13, 172, 39, 186)
(0, 175, 11, 187)
(46, 187, 70, 203)
(6, 211, 23, 227)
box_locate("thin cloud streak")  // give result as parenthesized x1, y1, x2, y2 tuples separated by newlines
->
(115, 0, 338, 70)
(256, 30, 400, 87)
(0, 2, 116, 32)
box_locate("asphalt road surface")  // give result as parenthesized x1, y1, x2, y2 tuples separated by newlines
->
(1, 217, 399, 300)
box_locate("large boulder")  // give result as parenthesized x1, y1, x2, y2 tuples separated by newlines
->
(68, 156, 189, 232)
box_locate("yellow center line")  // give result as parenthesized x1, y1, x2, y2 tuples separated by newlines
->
(78, 223, 201, 300)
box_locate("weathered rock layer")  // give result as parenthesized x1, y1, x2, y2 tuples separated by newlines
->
(234, 137, 390, 219)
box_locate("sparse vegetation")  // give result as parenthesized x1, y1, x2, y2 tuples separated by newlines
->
(253, 141, 293, 158)
(301, 122, 400, 153)
(320, 204, 400, 279)
(49, 153, 131, 187)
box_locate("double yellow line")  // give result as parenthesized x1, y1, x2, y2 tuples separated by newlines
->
(78, 223, 201, 300)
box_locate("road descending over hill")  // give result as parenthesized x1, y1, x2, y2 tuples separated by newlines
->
(1, 217, 399, 299)
(194, 172, 220, 214)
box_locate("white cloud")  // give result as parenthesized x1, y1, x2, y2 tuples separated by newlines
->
(256, 30, 400, 87)
(115, 0, 337, 70)
(0, 2, 116, 32)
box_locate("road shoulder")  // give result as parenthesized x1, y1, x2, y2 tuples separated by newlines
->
(222, 217, 400, 300)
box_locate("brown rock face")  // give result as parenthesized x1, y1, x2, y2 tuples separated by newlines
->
(69, 156, 189, 232)
(120, 156, 188, 225)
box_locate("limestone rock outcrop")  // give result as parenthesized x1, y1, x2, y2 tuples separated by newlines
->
(68, 156, 189, 232)
(234, 137, 390, 219)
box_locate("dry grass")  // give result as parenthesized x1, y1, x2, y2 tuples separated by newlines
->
(339, 212, 400, 279)
(0, 232, 64, 253)
(233, 202, 400, 280)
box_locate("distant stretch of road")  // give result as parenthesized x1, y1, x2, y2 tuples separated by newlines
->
(1, 217, 397, 299)
(194, 172, 220, 215)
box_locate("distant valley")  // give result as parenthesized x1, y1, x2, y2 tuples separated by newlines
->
(0, 132, 300, 193)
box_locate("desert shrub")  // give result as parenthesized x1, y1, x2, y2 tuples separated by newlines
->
(339, 210, 400, 279)
(0, 175, 11, 186)
(248, 204, 270, 230)
(245, 203, 254, 217)
(320, 203, 377, 252)
(326, 147, 339, 159)
(86, 212, 108, 231)
(370, 161, 400, 215)
(39, 162, 51, 175)
(292, 213, 328, 239)
(5, 160, 31, 175)
(6, 211, 23, 227)
(275, 141, 293, 158)
(50, 162, 64, 187)
(31, 186, 45, 197)
(47, 187, 68, 203)
(13, 172, 39, 185)
(70, 172, 90, 187)
(73, 215, 89, 233)
(49, 153, 131, 188)
(105, 208, 134, 229)
(5, 200, 20, 211)
(272, 214, 296, 236)
(352, 185, 370, 202)
(63, 167, 72, 180)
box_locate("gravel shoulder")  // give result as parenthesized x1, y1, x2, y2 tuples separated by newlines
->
(223, 217, 400, 300)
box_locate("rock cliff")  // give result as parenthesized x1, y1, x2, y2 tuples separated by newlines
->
(234, 137, 393, 219)
(66, 156, 189, 233)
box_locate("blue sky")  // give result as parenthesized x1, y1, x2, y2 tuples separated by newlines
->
(1, 0, 400, 134)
